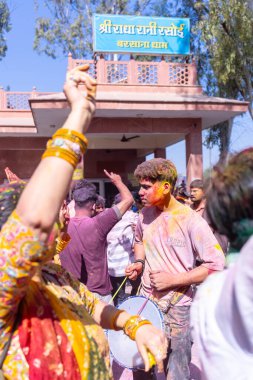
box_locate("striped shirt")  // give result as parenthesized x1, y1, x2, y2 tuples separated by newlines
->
(107, 210, 138, 277)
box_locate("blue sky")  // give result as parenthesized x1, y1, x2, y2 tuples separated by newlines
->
(1, 0, 252, 175)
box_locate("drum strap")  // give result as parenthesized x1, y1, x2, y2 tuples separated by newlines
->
(137, 289, 153, 315)
(109, 277, 127, 305)
(169, 286, 190, 307)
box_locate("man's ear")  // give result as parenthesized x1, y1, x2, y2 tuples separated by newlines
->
(163, 182, 171, 194)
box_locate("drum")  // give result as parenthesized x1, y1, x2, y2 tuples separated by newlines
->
(107, 295, 164, 370)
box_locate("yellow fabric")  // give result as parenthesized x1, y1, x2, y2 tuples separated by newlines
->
(44, 286, 91, 379)
(0, 211, 111, 379)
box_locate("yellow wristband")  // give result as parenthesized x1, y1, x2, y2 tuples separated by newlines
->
(53, 128, 88, 148)
(42, 147, 80, 168)
(55, 233, 71, 254)
(123, 315, 152, 340)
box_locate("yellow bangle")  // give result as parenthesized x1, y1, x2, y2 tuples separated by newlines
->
(42, 147, 79, 168)
(131, 320, 152, 340)
(53, 129, 88, 151)
(55, 233, 71, 254)
(51, 135, 87, 154)
(42, 150, 78, 168)
(47, 137, 86, 156)
(123, 315, 152, 340)
(110, 309, 125, 331)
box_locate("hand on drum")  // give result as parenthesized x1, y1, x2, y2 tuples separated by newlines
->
(135, 323, 168, 372)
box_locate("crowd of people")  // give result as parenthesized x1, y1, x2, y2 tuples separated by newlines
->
(0, 65, 252, 380)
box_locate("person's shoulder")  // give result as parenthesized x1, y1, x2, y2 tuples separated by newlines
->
(95, 206, 119, 221)
(170, 202, 195, 219)
(123, 209, 137, 220)
(242, 235, 253, 250)
(237, 235, 253, 262)
(185, 205, 207, 222)
(170, 203, 208, 232)
(69, 216, 95, 232)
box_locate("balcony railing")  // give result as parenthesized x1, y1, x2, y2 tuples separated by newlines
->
(68, 54, 197, 86)
(0, 56, 198, 110)
(0, 89, 53, 110)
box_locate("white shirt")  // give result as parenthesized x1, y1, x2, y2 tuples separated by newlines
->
(191, 236, 253, 380)
(107, 210, 137, 277)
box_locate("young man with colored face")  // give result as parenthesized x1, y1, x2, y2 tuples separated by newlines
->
(125, 158, 225, 380)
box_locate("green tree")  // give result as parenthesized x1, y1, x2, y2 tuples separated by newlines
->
(197, 0, 253, 119)
(33, 0, 92, 59)
(195, 0, 253, 162)
(150, 0, 253, 162)
(0, 0, 11, 60)
(33, 0, 150, 58)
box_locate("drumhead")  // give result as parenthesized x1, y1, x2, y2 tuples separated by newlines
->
(107, 295, 164, 370)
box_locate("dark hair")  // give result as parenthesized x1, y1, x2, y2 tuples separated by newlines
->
(134, 158, 177, 191)
(174, 184, 189, 204)
(0, 182, 25, 230)
(95, 195, 105, 208)
(132, 190, 142, 204)
(113, 193, 121, 205)
(206, 148, 253, 250)
(71, 179, 97, 208)
(190, 179, 203, 189)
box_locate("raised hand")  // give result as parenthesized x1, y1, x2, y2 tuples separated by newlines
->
(64, 64, 97, 116)
(104, 169, 123, 186)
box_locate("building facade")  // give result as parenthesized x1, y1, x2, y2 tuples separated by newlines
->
(0, 55, 248, 198)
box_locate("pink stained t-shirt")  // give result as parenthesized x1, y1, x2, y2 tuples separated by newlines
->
(135, 202, 225, 309)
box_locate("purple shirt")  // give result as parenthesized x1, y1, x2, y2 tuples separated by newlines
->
(60, 207, 121, 295)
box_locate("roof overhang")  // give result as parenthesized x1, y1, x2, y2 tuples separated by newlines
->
(27, 87, 248, 149)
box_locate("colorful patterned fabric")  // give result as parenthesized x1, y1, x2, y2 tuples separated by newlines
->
(0, 211, 111, 379)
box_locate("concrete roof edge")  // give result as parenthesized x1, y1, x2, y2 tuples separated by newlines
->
(29, 92, 249, 106)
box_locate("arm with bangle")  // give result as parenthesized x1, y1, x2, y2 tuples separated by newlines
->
(92, 300, 166, 372)
(16, 65, 96, 244)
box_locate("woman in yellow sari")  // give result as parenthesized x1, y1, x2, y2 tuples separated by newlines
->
(0, 66, 167, 379)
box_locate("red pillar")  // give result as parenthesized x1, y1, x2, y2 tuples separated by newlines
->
(154, 148, 166, 158)
(185, 121, 203, 186)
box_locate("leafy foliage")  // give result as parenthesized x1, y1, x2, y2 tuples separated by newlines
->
(195, 0, 253, 160)
(33, 0, 151, 58)
(197, 0, 253, 118)
(0, 0, 11, 60)
(150, 0, 253, 159)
